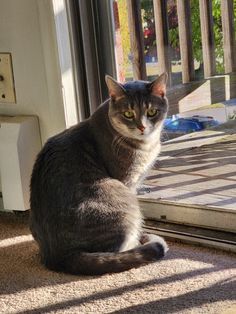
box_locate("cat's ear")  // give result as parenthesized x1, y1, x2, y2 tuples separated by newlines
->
(149, 72, 168, 98)
(105, 75, 126, 101)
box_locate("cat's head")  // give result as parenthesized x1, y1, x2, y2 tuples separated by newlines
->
(105, 73, 168, 141)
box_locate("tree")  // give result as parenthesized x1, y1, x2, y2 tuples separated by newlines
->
(190, 0, 224, 73)
(170, 0, 236, 73)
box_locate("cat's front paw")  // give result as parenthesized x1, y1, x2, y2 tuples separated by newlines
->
(139, 233, 150, 245)
(140, 233, 169, 254)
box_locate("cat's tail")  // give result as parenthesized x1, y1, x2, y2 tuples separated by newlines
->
(48, 235, 168, 276)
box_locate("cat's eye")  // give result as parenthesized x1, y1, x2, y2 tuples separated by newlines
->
(123, 111, 135, 119)
(147, 108, 158, 118)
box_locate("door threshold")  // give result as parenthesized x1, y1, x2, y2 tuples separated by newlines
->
(140, 198, 236, 233)
(144, 220, 236, 253)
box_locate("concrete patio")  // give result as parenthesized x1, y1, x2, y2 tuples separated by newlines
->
(139, 121, 236, 250)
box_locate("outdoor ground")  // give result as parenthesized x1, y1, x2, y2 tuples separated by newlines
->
(141, 123, 236, 214)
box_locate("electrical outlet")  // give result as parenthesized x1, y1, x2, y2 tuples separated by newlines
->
(0, 53, 16, 103)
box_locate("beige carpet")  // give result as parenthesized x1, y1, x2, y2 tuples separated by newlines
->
(0, 212, 235, 314)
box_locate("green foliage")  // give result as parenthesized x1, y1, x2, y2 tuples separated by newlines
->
(141, 0, 153, 21)
(169, 27, 179, 52)
(117, 0, 236, 75)
(171, 0, 231, 73)
(182, 0, 236, 73)
(190, 0, 202, 64)
(235, 0, 236, 30)
(212, 0, 224, 73)
(190, 0, 224, 72)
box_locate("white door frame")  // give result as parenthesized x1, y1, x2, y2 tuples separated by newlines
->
(52, 0, 80, 127)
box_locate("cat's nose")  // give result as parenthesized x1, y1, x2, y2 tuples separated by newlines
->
(138, 125, 146, 133)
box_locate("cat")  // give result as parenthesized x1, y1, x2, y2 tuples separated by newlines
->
(30, 73, 169, 275)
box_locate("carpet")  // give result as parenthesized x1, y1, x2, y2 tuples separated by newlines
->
(0, 212, 235, 314)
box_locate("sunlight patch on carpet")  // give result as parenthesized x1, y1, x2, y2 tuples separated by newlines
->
(0, 234, 33, 248)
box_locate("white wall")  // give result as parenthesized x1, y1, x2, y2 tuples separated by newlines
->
(0, 0, 66, 143)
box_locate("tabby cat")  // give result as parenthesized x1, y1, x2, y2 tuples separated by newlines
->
(30, 73, 169, 275)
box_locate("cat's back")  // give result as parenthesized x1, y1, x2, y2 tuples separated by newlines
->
(30, 120, 102, 210)
(33, 120, 92, 172)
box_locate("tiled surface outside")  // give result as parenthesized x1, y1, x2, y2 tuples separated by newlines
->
(139, 130, 236, 211)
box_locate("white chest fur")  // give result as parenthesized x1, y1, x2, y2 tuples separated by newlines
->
(124, 140, 161, 189)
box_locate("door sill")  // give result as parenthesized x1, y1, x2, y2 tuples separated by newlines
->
(144, 219, 236, 253)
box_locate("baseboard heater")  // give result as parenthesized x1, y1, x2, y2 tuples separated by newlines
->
(0, 115, 41, 211)
(144, 219, 236, 253)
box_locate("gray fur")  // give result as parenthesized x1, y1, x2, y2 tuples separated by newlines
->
(30, 73, 169, 275)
